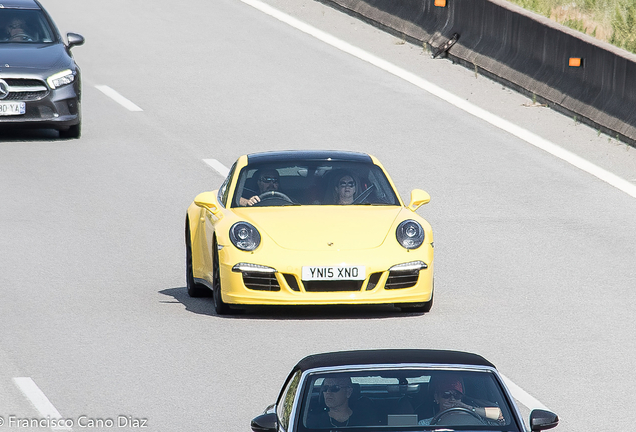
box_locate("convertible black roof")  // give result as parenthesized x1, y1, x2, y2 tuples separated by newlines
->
(294, 349, 495, 372)
(246, 150, 372, 164)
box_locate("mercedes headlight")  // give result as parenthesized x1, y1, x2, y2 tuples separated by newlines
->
(47, 69, 75, 89)
(396, 220, 425, 250)
(229, 222, 261, 251)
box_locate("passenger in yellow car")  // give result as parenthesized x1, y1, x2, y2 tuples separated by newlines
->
(334, 174, 357, 205)
(240, 169, 280, 206)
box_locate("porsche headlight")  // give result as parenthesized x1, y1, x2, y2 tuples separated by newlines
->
(229, 222, 261, 251)
(47, 69, 75, 89)
(396, 220, 425, 250)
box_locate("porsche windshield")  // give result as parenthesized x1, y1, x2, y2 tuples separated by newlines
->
(0, 9, 56, 43)
(295, 369, 520, 431)
(231, 160, 400, 208)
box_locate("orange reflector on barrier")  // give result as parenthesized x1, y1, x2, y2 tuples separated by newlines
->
(434, 0, 446, 6)
(569, 57, 582, 67)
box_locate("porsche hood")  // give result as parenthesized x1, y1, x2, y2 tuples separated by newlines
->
(237, 207, 406, 251)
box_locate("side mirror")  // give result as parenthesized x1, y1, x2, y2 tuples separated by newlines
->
(408, 189, 431, 211)
(67, 33, 85, 49)
(194, 191, 220, 215)
(530, 409, 559, 431)
(250, 412, 277, 432)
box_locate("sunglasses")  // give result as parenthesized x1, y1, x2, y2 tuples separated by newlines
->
(9, 22, 24, 29)
(338, 181, 355, 188)
(259, 177, 279, 184)
(321, 385, 348, 393)
(440, 390, 463, 400)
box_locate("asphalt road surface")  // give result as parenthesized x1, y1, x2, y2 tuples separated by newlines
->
(1, 1, 635, 431)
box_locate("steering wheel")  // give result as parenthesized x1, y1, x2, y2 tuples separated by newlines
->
(10, 33, 33, 41)
(430, 407, 485, 426)
(352, 184, 375, 204)
(253, 191, 294, 206)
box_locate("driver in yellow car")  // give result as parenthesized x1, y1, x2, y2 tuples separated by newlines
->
(240, 169, 280, 206)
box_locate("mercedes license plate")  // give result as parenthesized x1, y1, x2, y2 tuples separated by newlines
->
(302, 265, 366, 281)
(0, 102, 26, 116)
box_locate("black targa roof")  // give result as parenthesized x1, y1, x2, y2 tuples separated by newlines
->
(246, 150, 373, 165)
(294, 349, 496, 373)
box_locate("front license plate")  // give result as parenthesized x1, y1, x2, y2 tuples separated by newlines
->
(302, 266, 366, 281)
(0, 102, 26, 116)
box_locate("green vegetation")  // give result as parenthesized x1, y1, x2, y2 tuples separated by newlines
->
(507, 0, 636, 54)
(609, 1, 636, 53)
(562, 17, 590, 34)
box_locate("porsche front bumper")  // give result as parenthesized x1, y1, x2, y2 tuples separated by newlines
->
(215, 243, 434, 306)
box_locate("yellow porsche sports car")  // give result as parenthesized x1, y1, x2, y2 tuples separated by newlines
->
(185, 151, 434, 315)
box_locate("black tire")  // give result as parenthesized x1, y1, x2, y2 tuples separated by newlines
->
(185, 221, 208, 297)
(59, 123, 81, 139)
(212, 240, 231, 315)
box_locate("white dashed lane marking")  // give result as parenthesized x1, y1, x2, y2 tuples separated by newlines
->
(95, 85, 143, 112)
(203, 159, 230, 177)
(13, 377, 72, 431)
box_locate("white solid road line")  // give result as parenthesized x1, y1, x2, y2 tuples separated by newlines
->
(95, 85, 143, 112)
(501, 374, 549, 411)
(203, 159, 230, 177)
(239, 0, 636, 200)
(13, 377, 72, 431)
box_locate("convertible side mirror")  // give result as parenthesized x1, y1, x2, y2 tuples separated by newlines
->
(194, 191, 220, 215)
(408, 189, 431, 211)
(250, 412, 278, 432)
(530, 409, 559, 431)
(67, 33, 85, 49)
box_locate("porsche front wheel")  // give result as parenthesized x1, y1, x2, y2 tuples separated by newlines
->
(212, 240, 231, 315)
(185, 221, 208, 297)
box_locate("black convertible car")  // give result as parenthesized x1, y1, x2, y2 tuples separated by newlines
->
(0, 0, 84, 138)
(251, 349, 559, 432)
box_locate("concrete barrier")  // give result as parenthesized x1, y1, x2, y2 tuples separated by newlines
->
(318, 0, 636, 145)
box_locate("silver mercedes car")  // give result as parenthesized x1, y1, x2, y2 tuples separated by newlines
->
(0, 0, 84, 138)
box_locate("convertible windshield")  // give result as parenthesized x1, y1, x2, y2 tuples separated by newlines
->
(231, 160, 400, 208)
(0, 9, 56, 43)
(296, 369, 520, 431)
